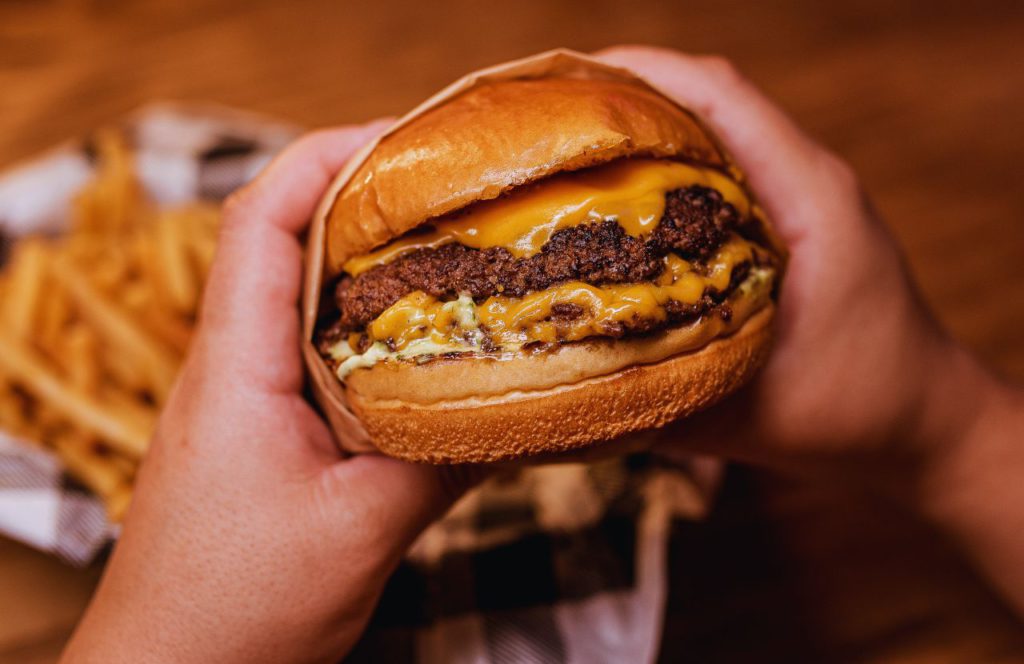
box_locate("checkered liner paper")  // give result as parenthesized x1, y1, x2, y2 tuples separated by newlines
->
(0, 105, 721, 664)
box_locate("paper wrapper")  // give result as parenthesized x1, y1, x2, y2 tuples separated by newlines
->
(301, 48, 756, 456)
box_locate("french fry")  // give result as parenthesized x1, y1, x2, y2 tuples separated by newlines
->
(155, 211, 199, 314)
(51, 254, 178, 401)
(139, 303, 193, 357)
(105, 485, 133, 523)
(53, 432, 126, 499)
(34, 402, 68, 437)
(99, 340, 152, 395)
(1, 239, 47, 340)
(63, 234, 102, 270)
(37, 271, 71, 355)
(0, 330, 152, 458)
(89, 243, 132, 296)
(104, 451, 137, 479)
(122, 276, 193, 355)
(0, 378, 30, 437)
(65, 324, 100, 394)
(132, 228, 171, 310)
(120, 278, 152, 313)
(186, 227, 218, 283)
(74, 129, 146, 234)
(99, 385, 160, 432)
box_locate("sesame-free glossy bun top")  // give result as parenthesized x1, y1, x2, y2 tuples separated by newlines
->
(323, 77, 730, 275)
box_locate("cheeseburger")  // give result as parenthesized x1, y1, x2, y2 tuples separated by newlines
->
(313, 75, 784, 463)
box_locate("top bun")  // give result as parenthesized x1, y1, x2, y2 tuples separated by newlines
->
(324, 77, 732, 275)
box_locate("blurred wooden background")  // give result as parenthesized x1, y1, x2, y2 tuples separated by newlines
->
(1, 0, 1022, 661)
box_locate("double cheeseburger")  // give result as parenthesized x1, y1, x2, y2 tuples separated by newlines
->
(314, 76, 784, 463)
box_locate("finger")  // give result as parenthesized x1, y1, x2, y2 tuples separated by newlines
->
(320, 456, 486, 551)
(596, 46, 851, 245)
(197, 121, 391, 391)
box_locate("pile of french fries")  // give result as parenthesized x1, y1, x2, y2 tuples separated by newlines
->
(0, 130, 220, 521)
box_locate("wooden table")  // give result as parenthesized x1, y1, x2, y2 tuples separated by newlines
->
(1, 0, 1022, 660)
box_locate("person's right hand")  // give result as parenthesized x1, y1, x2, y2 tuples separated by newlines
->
(596, 46, 1024, 614)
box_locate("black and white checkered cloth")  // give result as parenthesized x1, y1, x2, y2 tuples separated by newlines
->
(0, 105, 722, 663)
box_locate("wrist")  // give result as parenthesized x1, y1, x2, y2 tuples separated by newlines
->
(907, 345, 1017, 511)
(905, 357, 1024, 613)
(915, 370, 1024, 522)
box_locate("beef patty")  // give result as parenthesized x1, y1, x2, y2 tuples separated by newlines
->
(332, 185, 750, 332)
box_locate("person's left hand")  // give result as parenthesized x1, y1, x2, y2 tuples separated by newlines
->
(62, 122, 475, 664)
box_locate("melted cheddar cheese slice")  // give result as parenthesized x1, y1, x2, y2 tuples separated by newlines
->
(342, 158, 752, 276)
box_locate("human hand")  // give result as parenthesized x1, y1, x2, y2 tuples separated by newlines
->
(597, 46, 994, 484)
(597, 46, 1024, 614)
(61, 122, 476, 663)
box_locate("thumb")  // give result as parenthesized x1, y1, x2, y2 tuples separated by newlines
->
(197, 121, 391, 393)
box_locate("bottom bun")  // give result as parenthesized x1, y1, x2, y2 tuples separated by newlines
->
(346, 305, 774, 463)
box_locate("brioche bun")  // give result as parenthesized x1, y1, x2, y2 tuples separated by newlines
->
(325, 77, 736, 276)
(318, 74, 782, 463)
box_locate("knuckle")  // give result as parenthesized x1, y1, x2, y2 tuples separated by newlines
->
(222, 187, 252, 222)
(220, 186, 261, 239)
(698, 55, 745, 85)
(819, 149, 861, 194)
(291, 129, 330, 153)
(600, 43, 648, 57)
(609, 44, 678, 60)
(599, 44, 693, 70)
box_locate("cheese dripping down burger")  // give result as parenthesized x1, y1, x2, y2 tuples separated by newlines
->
(314, 77, 785, 463)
